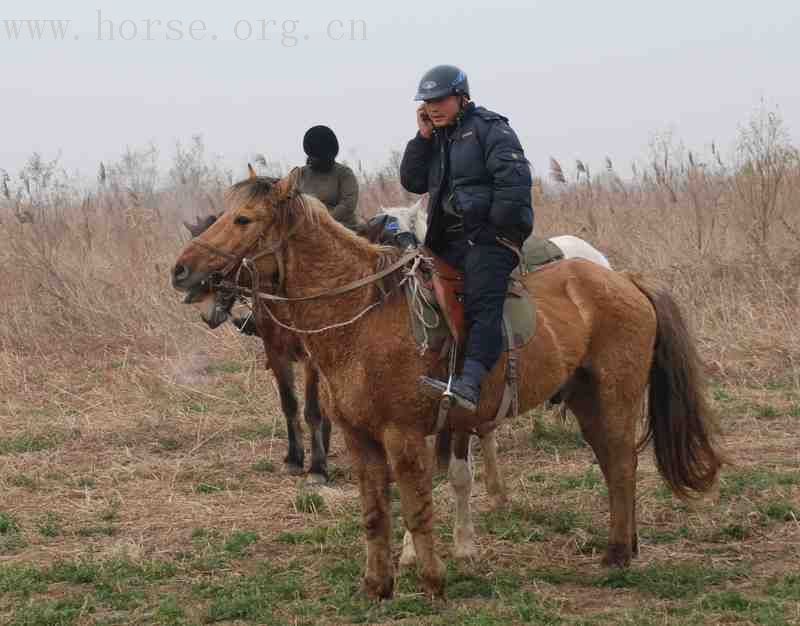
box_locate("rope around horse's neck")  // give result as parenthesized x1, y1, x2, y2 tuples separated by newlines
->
(250, 253, 424, 335)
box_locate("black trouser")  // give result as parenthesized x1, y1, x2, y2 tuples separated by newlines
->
(440, 239, 519, 373)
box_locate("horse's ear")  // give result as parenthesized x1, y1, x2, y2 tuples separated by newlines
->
(272, 166, 302, 201)
(247, 163, 257, 179)
(364, 214, 389, 243)
(183, 219, 204, 237)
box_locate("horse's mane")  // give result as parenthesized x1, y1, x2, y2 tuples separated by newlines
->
(227, 176, 398, 260)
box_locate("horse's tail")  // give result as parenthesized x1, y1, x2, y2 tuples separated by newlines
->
(434, 429, 452, 474)
(626, 272, 724, 498)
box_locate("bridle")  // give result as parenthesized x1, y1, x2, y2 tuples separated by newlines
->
(187, 191, 420, 334)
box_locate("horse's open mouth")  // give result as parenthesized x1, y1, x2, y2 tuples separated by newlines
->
(182, 281, 211, 304)
(200, 305, 229, 329)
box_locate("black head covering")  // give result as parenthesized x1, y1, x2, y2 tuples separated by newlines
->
(303, 125, 339, 172)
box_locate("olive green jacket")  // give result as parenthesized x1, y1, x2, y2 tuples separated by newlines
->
(297, 163, 360, 229)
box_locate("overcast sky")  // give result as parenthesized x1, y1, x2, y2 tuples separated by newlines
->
(1, 0, 798, 182)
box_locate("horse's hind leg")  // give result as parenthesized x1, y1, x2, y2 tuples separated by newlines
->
(303, 363, 329, 484)
(385, 425, 445, 597)
(269, 352, 304, 475)
(478, 430, 508, 510)
(451, 432, 477, 559)
(567, 374, 639, 567)
(341, 424, 394, 599)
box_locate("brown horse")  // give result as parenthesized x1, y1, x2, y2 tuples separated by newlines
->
(172, 171, 723, 599)
(182, 208, 511, 558)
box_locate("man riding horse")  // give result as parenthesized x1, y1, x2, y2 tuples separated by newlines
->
(400, 64, 534, 412)
(297, 124, 361, 230)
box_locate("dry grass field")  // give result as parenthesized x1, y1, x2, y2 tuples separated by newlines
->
(1, 113, 799, 625)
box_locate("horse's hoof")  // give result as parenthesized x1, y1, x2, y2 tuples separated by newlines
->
(305, 473, 328, 486)
(602, 543, 633, 568)
(420, 567, 446, 598)
(453, 542, 478, 560)
(489, 494, 508, 511)
(285, 462, 305, 476)
(361, 574, 394, 600)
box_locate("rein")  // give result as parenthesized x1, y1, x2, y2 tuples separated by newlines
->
(189, 194, 420, 334)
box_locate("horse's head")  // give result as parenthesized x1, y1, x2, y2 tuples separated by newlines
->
(358, 211, 420, 249)
(172, 165, 302, 327)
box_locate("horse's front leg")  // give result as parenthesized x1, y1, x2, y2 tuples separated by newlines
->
(385, 425, 445, 597)
(268, 349, 304, 474)
(302, 362, 329, 484)
(451, 432, 477, 559)
(478, 430, 508, 510)
(341, 424, 394, 599)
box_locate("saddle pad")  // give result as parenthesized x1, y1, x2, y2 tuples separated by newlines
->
(503, 284, 536, 350)
(404, 279, 536, 353)
(521, 236, 564, 273)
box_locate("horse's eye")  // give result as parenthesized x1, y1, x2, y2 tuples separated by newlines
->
(234, 215, 252, 226)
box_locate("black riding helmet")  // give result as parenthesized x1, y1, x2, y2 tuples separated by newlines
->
(414, 65, 470, 101)
(303, 125, 339, 160)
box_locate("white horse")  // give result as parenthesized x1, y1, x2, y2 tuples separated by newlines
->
(377, 199, 613, 563)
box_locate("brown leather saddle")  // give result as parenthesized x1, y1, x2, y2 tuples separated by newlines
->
(427, 254, 527, 347)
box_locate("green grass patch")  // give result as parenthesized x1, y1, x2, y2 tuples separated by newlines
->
(752, 403, 780, 418)
(551, 468, 603, 493)
(0, 433, 59, 455)
(767, 573, 800, 601)
(640, 526, 689, 544)
(8, 596, 87, 626)
(482, 505, 589, 543)
(195, 562, 304, 623)
(195, 482, 224, 494)
(594, 561, 748, 599)
(712, 386, 735, 403)
(153, 594, 190, 626)
(158, 437, 180, 451)
(206, 360, 244, 374)
(711, 523, 751, 541)
(0, 563, 46, 596)
(529, 566, 586, 586)
(8, 474, 38, 490)
(446, 563, 522, 599)
(759, 500, 799, 523)
(0, 511, 20, 534)
(236, 422, 285, 441)
(77, 525, 116, 537)
(719, 467, 799, 499)
(36, 512, 62, 538)
(223, 530, 258, 556)
(530, 418, 586, 451)
(294, 492, 326, 514)
(0, 512, 26, 554)
(251, 459, 275, 473)
(275, 517, 361, 547)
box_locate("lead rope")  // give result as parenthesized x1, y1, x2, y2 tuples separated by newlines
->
(403, 254, 441, 355)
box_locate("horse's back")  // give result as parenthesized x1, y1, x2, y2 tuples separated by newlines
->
(522, 258, 656, 355)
